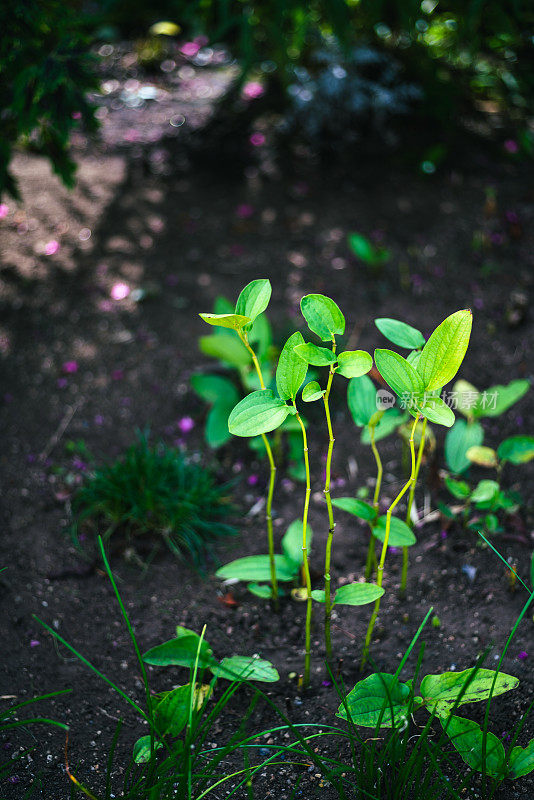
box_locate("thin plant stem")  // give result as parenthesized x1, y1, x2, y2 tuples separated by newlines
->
(294, 403, 313, 689)
(400, 416, 427, 598)
(240, 332, 279, 611)
(322, 339, 337, 664)
(364, 422, 382, 580)
(360, 413, 420, 670)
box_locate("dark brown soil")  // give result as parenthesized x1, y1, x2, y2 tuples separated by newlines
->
(1, 89, 534, 799)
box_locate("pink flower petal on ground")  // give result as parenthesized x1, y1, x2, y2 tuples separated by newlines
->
(44, 240, 60, 255)
(110, 282, 130, 300)
(247, 475, 259, 486)
(504, 139, 518, 154)
(242, 82, 264, 100)
(0, 204, 9, 218)
(250, 132, 266, 147)
(178, 416, 195, 433)
(62, 361, 78, 374)
(517, 651, 528, 660)
(235, 204, 254, 219)
(181, 42, 200, 57)
(30, 640, 40, 647)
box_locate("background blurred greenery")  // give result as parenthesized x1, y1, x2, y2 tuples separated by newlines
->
(2, 0, 533, 196)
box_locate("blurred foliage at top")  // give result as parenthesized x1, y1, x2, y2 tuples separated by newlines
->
(1, 0, 533, 197)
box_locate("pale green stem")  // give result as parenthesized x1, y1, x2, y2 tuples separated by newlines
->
(294, 404, 313, 690)
(360, 413, 420, 670)
(240, 332, 279, 611)
(400, 416, 427, 598)
(322, 341, 337, 664)
(365, 423, 382, 580)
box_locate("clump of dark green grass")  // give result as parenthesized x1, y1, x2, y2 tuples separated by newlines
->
(72, 432, 236, 563)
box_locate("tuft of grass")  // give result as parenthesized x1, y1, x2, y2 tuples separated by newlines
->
(71, 432, 236, 564)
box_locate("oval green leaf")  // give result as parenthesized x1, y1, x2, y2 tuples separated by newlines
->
(445, 419, 484, 474)
(143, 635, 216, 669)
(199, 312, 251, 331)
(475, 379, 530, 419)
(497, 435, 534, 465)
(300, 294, 345, 341)
(281, 519, 313, 566)
(302, 380, 325, 402)
(333, 582, 384, 606)
(133, 735, 163, 764)
(337, 673, 411, 728)
(276, 332, 308, 401)
(441, 716, 505, 778)
(374, 516, 417, 547)
(235, 279, 272, 328)
(294, 342, 336, 366)
(374, 349, 425, 400)
(229, 390, 291, 437)
(509, 739, 534, 779)
(361, 408, 407, 444)
(332, 497, 376, 522)
(375, 318, 425, 350)
(416, 309, 473, 391)
(466, 445, 498, 468)
(421, 668, 519, 717)
(337, 350, 373, 379)
(216, 554, 297, 582)
(211, 656, 279, 683)
(347, 375, 377, 427)
(417, 395, 455, 427)
(470, 479, 500, 504)
(199, 334, 250, 368)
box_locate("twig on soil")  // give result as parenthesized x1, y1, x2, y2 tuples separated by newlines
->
(40, 400, 82, 462)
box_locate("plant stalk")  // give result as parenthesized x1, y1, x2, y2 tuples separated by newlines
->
(241, 332, 279, 610)
(400, 416, 427, 598)
(322, 340, 337, 664)
(360, 413, 420, 670)
(294, 404, 313, 689)
(364, 422, 382, 580)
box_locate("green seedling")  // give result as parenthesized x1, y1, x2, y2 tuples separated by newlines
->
(443, 475, 520, 536)
(374, 316, 428, 597)
(199, 279, 281, 608)
(336, 374, 408, 585)
(215, 518, 313, 598)
(348, 232, 390, 270)
(360, 309, 473, 668)
(138, 625, 279, 761)
(294, 293, 374, 665)
(445, 378, 529, 474)
(338, 664, 534, 782)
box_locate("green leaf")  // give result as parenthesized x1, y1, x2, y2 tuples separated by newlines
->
(302, 380, 325, 402)
(406, 349, 422, 369)
(154, 685, 191, 737)
(211, 656, 279, 683)
(337, 350, 373, 379)
(444, 476, 471, 500)
(375, 318, 425, 350)
(416, 309, 473, 391)
(347, 375, 377, 427)
(441, 716, 505, 778)
(475, 379, 530, 419)
(374, 349, 425, 400)
(191, 374, 241, 449)
(191, 374, 239, 406)
(199, 312, 251, 331)
(276, 332, 308, 401)
(235, 279, 272, 329)
(333, 582, 384, 606)
(337, 673, 411, 728)
(133, 735, 163, 764)
(228, 390, 291, 437)
(216, 555, 298, 583)
(509, 739, 534, 779)
(466, 445, 498, 468)
(199, 334, 250, 368)
(347, 233, 390, 266)
(374, 516, 416, 547)
(361, 409, 407, 444)
(421, 669, 519, 717)
(417, 395, 455, 427)
(300, 294, 345, 341)
(248, 313, 272, 357)
(497, 435, 534, 465)
(294, 342, 336, 366)
(143, 632, 216, 669)
(451, 379, 480, 419)
(332, 497, 376, 522)
(311, 589, 326, 602)
(282, 519, 313, 566)
(247, 583, 273, 599)
(205, 403, 233, 448)
(445, 420, 484, 474)
(471, 480, 500, 505)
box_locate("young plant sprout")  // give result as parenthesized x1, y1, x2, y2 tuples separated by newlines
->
(360, 309, 473, 669)
(200, 279, 281, 608)
(294, 294, 374, 664)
